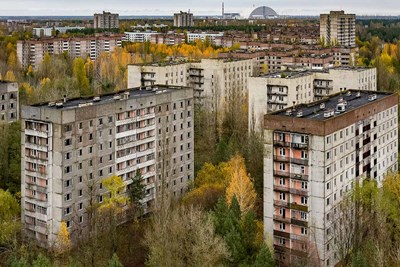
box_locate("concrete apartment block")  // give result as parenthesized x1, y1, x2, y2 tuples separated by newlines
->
(263, 90, 398, 266)
(320, 11, 356, 47)
(17, 35, 123, 69)
(173, 11, 194, 27)
(0, 81, 19, 123)
(249, 67, 377, 130)
(21, 85, 194, 247)
(128, 58, 254, 112)
(94, 11, 119, 29)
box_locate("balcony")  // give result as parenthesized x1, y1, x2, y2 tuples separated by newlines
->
(274, 170, 290, 178)
(274, 141, 291, 147)
(291, 218, 308, 227)
(268, 90, 288, 96)
(291, 142, 308, 149)
(274, 185, 290, 192)
(274, 230, 290, 239)
(290, 188, 308, 196)
(274, 200, 289, 207)
(25, 129, 48, 138)
(273, 215, 291, 223)
(273, 155, 309, 165)
(289, 202, 308, 212)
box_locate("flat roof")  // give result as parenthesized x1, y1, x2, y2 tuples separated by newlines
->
(32, 85, 191, 111)
(261, 71, 313, 79)
(273, 90, 391, 121)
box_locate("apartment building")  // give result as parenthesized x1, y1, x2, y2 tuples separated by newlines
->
(249, 67, 377, 130)
(173, 11, 194, 27)
(32, 27, 85, 37)
(320, 11, 356, 47)
(0, 81, 19, 123)
(263, 90, 398, 266)
(94, 11, 119, 29)
(124, 31, 159, 43)
(17, 35, 123, 69)
(186, 32, 224, 45)
(21, 85, 194, 247)
(128, 58, 255, 110)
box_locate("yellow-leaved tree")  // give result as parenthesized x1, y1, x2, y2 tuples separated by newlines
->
(55, 221, 71, 253)
(225, 155, 257, 213)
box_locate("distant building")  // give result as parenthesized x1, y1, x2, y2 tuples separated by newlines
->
(17, 34, 123, 69)
(32, 27, 85, 37)
(21, 85, 194, 247)
(249, 6, 279, 19)
(94, 11, 119, 29)
(249, 67, 377, 130)
(263, 90, 398, 266)
(320, 11, 356, 47)
(127, 58, 255, 111)
(173, 11, 194, 27)
(0, 81, 19, 123)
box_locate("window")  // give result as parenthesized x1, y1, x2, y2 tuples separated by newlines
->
(279, 178, 285, 185)
(78, 202, 83, 210)
(327, 182, 331, 190)
(301, 150, 308, 159)
(64, 207, 71, 216)
(301, 196, 308, 205)
(301, 181, 307, 189)
(279, 193, 286, 200)
(64, 193, 72, 201)
(327, 197, 330, 206)
(326, 151, 330, 159)
(280, 223, 286, 230)
(64, 179, 72, 188)
(64, 138, 72, 146)
(64, 166, 72, 174)
(326, 167, 331, 175)
(300, 211, 307, 220)
(65, 152, 71, 160)
(279, 148, 286, 156)
(301, 227, 308, 235)
(279, 163, 286, 171)
(78, 189, 83, 197)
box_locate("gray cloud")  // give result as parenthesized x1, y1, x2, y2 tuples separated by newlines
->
(0, 0, 399, 16)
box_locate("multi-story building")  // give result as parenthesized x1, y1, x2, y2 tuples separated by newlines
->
(263, 90, 398, 267)
(0, 81, 19, 123)
(124, 31, 159, 43)
(93, 11, 119, 29)
(21, 85, 194, 247)
(173, 11, 194, 27)
(320, 11, 356, 47)
(128, 58, 255, 110)
(17, 34, 123, 69)
(186, 32, 224, 45)
(249, 67, 377, 130)
(32, 27, 85, 37)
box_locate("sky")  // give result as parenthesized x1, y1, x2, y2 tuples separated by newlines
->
(0, 0, 399, 16)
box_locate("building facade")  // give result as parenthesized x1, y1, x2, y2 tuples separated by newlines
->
(128, 58, 255, 110)
(94, 11, 119, 29)
(249, 67, 377, 130)
(0, 81, 19, 123)
(173, 11, 194, 27)
(17, 35, 123, 69)
(320, 11, 356, 47)
(21, 85, 194, 247)
(263, 90, 398, 266)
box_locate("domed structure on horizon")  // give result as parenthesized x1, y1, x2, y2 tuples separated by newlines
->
(248, 6, 278, 19)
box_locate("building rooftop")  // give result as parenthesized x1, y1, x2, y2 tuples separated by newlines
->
(272, 90, 391, 121)
(261, 71, 313, 79)
(31, 85, 191, 111)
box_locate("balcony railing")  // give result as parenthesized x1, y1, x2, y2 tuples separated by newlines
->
(274, 230, 290, 239)
(273, 215, 291, 223)
(290, 188, 308, 196)
(274, 185, 290, 192)
(273, 155, 309, 165)
(274, 200, 289, 208)
(289, 202, 308, 212)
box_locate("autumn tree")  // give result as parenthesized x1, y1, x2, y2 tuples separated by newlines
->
(144, 205, 229, 267)
(0, 189, 20, 248)
(225, 155, 257, 213)
(73, 57, 91, 96)
(55, 221, 71, 253)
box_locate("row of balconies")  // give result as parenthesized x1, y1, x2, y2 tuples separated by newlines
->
(274, 170, 309, 181)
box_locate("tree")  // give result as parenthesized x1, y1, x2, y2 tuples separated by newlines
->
(225, 155, 257, 214)
(253, 244, 275, 267)
(55, 221, 71, 253)
(73, 57, 90, 96)
(32, 253, 52, 267)
(0, 189, 20, 247)
(108, 253, 123, 267)
(128, 169, 145, 215)
(144, 205, 229, 267)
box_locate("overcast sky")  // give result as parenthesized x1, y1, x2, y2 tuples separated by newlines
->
(0, 0, 399, 16)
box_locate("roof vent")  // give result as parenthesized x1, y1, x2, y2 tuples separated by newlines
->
(285, 109, 293, 116)
(55, 101, 63, 108)
(296, 110, 303, 117)
(346, 91, 352, 96)
(78, 102, 93, 108)
(320, 103, 325, 110)
(93, 96, 101, 102)
(113, 95, 121, 100)
(338, 97, 344, 103)
(368, 94, 377, 101)
(336, 103, 346, 113)
(324, 109, 334, 118)
(48, 102, 55, 107)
